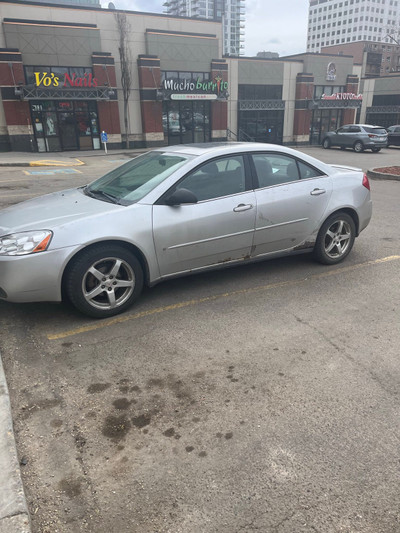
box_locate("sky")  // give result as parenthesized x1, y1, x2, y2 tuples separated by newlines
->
(101, 0, 310, 57)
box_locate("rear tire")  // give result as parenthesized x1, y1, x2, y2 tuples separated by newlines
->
(340, 146, 346, 150)
(65, 244, 144, 318)
(322, 138, 331, 149)
(313, 213, 356, 265)
(353, 141, 364, 153)
(371, 147, 381, 153)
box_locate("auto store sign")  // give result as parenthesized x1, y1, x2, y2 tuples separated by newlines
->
(321, 92, 363, 100)
(162, 75, 228, 100)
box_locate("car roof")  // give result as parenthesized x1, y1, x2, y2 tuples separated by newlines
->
(342, 124, 385, 128)
(150, 142, 335, 176)
(151, 142, 310, 158)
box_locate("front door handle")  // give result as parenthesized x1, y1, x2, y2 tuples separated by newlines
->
(310, 188, 326, 196)
(233, 203, 253, 212)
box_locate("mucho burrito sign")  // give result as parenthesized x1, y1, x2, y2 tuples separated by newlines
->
(162, 75, 228, 100)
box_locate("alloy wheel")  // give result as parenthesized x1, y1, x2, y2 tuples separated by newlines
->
(323, 220, 352, 259)
(82, 256, 135, 310)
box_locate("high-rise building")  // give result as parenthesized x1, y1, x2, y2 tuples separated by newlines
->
(163, 0, 245, 56)
(307, 0, 400, 53)
(24, 0, 100, 5)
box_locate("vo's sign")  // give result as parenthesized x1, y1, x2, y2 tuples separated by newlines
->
(34, 71, 98, 88)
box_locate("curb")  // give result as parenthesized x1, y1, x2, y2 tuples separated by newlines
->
(0, 355, 31, 533)
(0, 159, 85, 168)
(0, 163, 31, 168)
(367, 168, 400, 181)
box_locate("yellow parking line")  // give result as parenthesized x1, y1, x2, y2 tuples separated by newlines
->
(47, 255, 400, 340)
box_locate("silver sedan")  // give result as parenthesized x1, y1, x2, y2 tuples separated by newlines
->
(0, 143, 372, 318)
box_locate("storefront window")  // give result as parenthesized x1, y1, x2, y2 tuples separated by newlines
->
(314, 85, 345, 98)
(366, 112, 400, 129)
(162, 101, 210, 146)
(51, 66, 69, 80)
(57, 101, 74, 111)
(162, 71, 210, 82)
(238, 110, 284, 144)
(310, 109, 343, 145)
(43, 112, 58, 136)
(238, 85, 283, 100)
(29, 99, 100, 152)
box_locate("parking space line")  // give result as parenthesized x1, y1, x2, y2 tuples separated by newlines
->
(29, 159, 84, 167)
(23, 169, 82, 176)
(46, 255, 400, 340)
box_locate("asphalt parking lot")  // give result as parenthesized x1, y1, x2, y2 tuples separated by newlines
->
(1, 146, 400, 532)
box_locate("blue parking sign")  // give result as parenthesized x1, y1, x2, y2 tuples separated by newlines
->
(101, 131, 108, 143)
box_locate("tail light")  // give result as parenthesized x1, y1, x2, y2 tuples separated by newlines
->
(368, 134, 377, 138)
(362, 173, 370, 190)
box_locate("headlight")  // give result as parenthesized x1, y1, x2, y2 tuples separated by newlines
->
(0, 230, 53, 256)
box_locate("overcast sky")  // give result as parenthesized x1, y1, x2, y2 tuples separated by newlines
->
(101, 0, 309, 57)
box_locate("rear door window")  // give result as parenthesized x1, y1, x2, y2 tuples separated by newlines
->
(364, 127, 387, 135)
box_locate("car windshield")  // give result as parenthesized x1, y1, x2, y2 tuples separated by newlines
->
(364, 127, 387, 135)
(85, 151, 190, 205)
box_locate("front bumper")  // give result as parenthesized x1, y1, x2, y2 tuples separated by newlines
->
(0, 245, 77, 303)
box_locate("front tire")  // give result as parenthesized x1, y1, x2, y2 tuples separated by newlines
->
(322, 138, 331, 149)
(353, 141, 364, 153)
(313, 213, 356, 265)
(65, 244, 144, 318)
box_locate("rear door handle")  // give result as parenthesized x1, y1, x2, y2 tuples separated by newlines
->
(233, 203, 253, 212)
(310, 188, 326, 196)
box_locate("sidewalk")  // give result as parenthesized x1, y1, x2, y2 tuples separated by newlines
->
(0, 146, 147, 531)
(0, 356, 30, 533)
(0, 148, 147, 167)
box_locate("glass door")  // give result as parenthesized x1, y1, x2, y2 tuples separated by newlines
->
(310, 109, 343, 145)
(58, 112, 78, 150)
(162, 101, 211, 145)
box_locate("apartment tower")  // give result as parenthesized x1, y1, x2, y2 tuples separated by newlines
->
(307, 0, 400, 52)
(163, 0, 245, 55)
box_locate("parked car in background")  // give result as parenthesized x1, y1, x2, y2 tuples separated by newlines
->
(386, 125, 400, 147)
(322, 124, 388, 152)
(0, 143, 372, 318)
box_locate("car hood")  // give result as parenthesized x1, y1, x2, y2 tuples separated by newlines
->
(0, 188, 121, 235)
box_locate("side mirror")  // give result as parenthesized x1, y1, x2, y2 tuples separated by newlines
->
(165, 188, 198, 206)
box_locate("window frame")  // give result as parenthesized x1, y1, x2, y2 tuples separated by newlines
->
(247, 152, 327, 190)
(156, 153, 253, 205)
